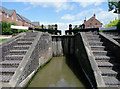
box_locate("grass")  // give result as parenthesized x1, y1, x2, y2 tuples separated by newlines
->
(0, 38, 7, 42)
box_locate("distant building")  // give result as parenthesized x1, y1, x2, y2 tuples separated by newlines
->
(31, 22, 40, 27)
(0, 6, 40, 27)
(84, 14, 102, 28)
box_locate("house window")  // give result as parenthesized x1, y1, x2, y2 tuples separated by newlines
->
(95, 23, 97, 25)
(7, 14, 9, 18)
(91, 19, 93, 21)
(16, 18, 17, 21)
(11, 16, 13, 20)
(90, 23, 92, 25)
(0, 12, 1, 15)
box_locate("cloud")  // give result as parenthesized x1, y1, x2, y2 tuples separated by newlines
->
(29, 1, 75, 12)
(3, 0, 106, 11)
(40, 20, 83, 35)
(61, 8, 102, 21)
(22, 7, 31, 11)
(61, 14, 75, 20)
(97, 10, 118, 25)
(72, 0, 107, 7)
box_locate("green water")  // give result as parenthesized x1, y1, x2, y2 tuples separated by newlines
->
(28, 57, 85, 87)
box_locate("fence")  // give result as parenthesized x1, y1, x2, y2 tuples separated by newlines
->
(65, 24, 99, 35)
(11, 24, 61, 35)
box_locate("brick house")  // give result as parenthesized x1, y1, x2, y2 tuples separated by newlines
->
(0, 6, 40, 27)
(84, 14, 102, 28)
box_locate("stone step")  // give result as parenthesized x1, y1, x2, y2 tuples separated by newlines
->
(88, 40, 101, 43)
(103, 77, 120, 85)
(17, 41, 33, 45)
(17, 38, 34, 41)
(97, 62, 120, 69)
(0, 68, 16, 74)
(91, 46, 105, 51)
(13, 45, 30, 50)
(24, 36, 36, 38)
(86, 35, 100, 38)
(0, 60, 21, 68)
(9, 50, 28, 55)
(5, 55, 24, 60)
(0, 75, 12, 82)
(89, 42, 103, 46)
(87, 37, 101, 41)
(101, 69, 120, 77)
(85, 32, 93, 34)
(92, 51, 111, 56)
(95, 56, 116, 62)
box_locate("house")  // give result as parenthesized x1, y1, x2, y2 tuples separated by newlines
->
(84, 14, 102, 28)
(32, 22, 40, 27)
(0, 6, 40, 27)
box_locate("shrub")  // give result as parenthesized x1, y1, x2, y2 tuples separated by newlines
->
(2, 21, 29, 35)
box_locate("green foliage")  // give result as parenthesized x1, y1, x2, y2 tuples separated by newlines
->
(48, 25, 54, 30)
(117, 20, 120, 29)
(108, 0, 120, 13)
(104, 17, 119, 27)
(2, 21, 28, 35)
(37, 25, 47, 29)
(73, 25, 84, 30)
(0, 39, 7, 42)
(73, 25, 78, 30)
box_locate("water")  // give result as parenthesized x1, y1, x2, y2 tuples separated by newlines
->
(28, 57, 86, 87)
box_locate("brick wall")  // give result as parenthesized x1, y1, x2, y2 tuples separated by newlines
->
(84, 16, 102, 28)
(0, 11, 37, 27)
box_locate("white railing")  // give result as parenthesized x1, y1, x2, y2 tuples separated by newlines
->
(99, 26, 117, 31)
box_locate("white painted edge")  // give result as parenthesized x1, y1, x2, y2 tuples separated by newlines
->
(11, 25, 29, 30)
(99, 26, 117, 30)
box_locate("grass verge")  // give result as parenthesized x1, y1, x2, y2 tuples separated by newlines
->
(0, 39, 7, 42)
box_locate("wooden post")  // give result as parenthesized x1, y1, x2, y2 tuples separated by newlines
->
(83, 24, 85, 29)
(69, 24, 72, 35)
(55, 24, 57, 35)
(41, 24, 44, 30)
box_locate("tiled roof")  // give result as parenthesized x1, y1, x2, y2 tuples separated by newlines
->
(17, 14, 31, 24)
(31, 22, 39, 26)
(0, 6, 40, 26)
(16, 14, 23, 22)
(0, 6, 14, 16)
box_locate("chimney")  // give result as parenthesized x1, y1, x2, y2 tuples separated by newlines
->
(84, 17, 86, 23)
(93, 14, 96, 18)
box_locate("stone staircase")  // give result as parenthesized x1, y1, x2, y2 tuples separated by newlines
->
(85, 32, 120, 87)
(0, 33, 37, 85)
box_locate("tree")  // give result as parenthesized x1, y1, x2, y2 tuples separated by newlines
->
(2, 21, 28, 35)
(73, 25, 79, 30)
(108, 0, 120, 30)
(48, 25, 55, 30)
(108, 0, 120, 14)
(37, 25, 47, 29)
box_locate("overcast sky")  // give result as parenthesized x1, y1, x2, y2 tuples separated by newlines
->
(1, 0, 118, 34)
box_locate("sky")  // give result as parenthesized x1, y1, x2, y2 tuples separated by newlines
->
(1, 0, 119, 34)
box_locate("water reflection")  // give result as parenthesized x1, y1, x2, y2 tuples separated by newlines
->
(28, 57, 85, 87)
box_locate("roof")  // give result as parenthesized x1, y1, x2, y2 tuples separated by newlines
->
(0, 6, 14, 16)
(17, 14, 31, 24)
(0, 6, 39, 26)
(31, 22, 39, 26)
(84, 14, 102, 25)
(16, 14, 23, 21)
